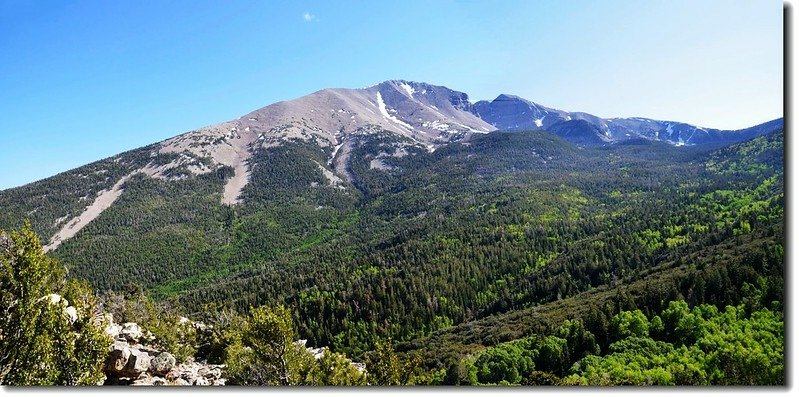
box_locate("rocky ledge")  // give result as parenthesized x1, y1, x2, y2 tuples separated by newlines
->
(102, 321, 225, 386)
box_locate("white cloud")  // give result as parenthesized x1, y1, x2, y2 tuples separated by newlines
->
(303, 12, 317, 22)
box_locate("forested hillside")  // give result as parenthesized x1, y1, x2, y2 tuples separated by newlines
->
(0, 127, 784, 385)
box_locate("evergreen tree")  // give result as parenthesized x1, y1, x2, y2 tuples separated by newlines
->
(0, 222, 111, 385)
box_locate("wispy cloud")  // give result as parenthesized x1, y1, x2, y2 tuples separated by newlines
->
(302, 12, 317, 22)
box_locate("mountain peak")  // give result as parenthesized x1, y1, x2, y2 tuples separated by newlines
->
(493, 93, 527, 102)
(155, 79, 494, 206)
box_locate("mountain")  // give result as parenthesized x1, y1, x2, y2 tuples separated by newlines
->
(0, 80, 785, 384)
(473, 94, 783, 146)
(545, 119, 610, 145)
(0, 80, 494, 252)
(0, 79, 783, 265)
(155, 80, 493, 206)
(472, 94, 572, 131)
(0, 79, 783, 266)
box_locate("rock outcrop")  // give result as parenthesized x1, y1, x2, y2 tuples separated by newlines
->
(120, 323, 143, 342)
(101, 318, 352, 386)
(102, 320, 226, 386)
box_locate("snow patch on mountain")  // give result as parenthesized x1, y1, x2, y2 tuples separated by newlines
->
(376, 92, 415, 132)
(399, 82, 416, 98)
(422, 120, 456, 133)
(329, 141, 346, 166)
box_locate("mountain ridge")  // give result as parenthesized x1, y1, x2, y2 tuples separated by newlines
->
(0, 80, 783, 255)
(473, 92, 783, 146)
(2, 79, 782, 196)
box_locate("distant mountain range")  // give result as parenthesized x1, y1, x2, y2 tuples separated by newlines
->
(472, 92, 783, 146)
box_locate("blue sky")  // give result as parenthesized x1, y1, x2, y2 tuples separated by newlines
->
(0, 0, 783, 189)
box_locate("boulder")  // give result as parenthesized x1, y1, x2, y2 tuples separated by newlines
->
(121, 348, 151, 378)
(104, 340, 131, 373)
(121, 323, 143, 342)
(308, 347, 325, 359)
(64, 306, 78, 324)
(38, 293, 63, 305)
(105, 324, 121, 338)
(150, 352, 176, 376)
